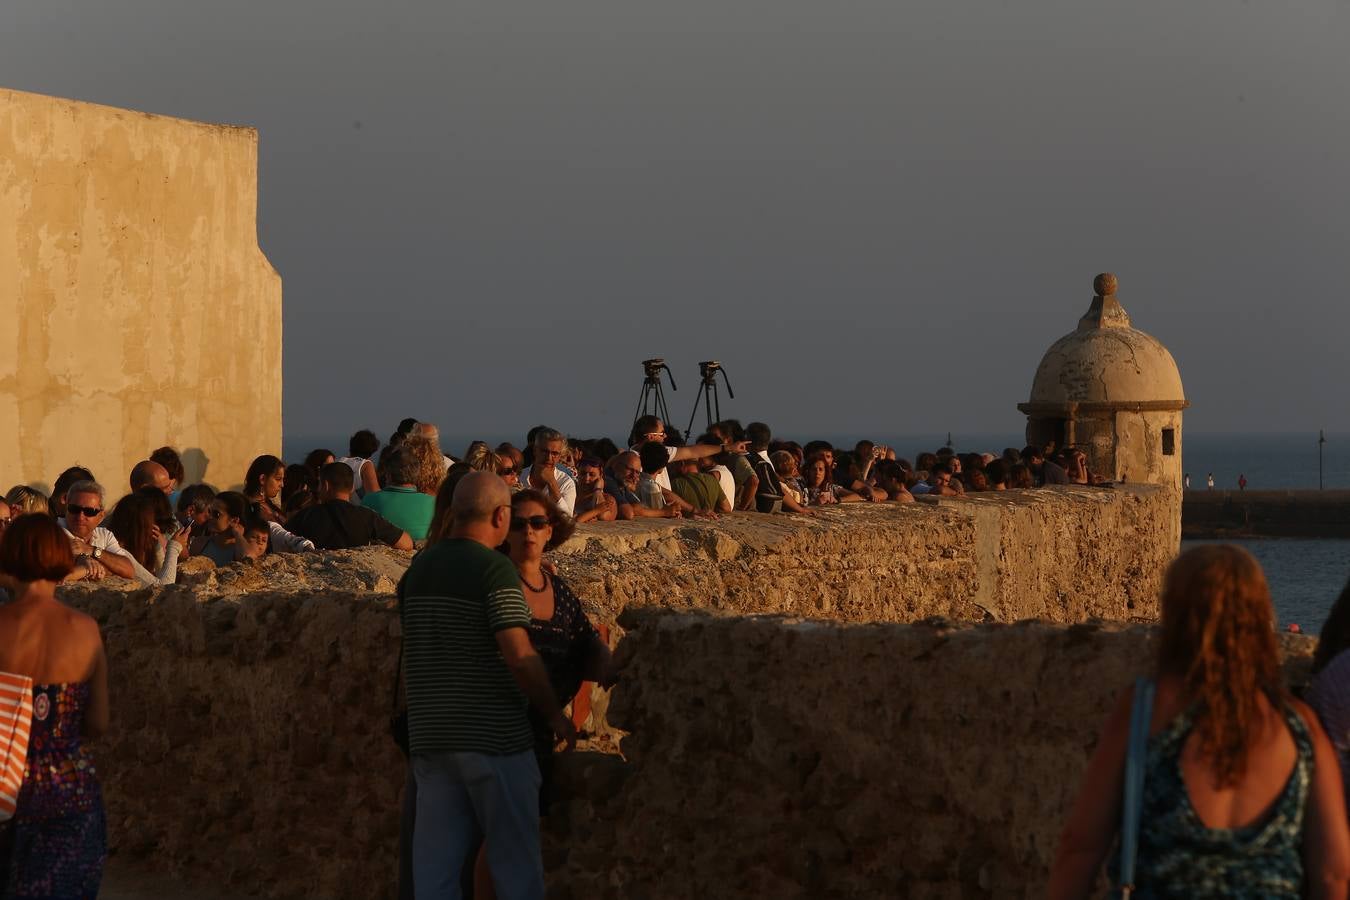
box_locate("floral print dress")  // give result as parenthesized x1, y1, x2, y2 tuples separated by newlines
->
(1108, 701, 1312, 898)
(2, 682, 106, 900)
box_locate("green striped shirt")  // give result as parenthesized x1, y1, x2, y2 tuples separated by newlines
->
(399, 539, 532, 755)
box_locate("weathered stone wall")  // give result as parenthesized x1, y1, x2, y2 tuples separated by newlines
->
(0, 87, 281, 491)
(70, 585, 404, 899)
(65, 595, 1314, 900)
(53, 487, 1183, 897)
(563, 613, 1316, 899)
(555, 484, 1176, 626)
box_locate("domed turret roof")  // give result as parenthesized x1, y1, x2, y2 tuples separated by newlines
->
(1026, 274, 1185, 408)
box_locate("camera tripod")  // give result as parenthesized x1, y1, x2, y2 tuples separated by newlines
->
(632, 358, 677, 431)
(685, 361, 734, 438)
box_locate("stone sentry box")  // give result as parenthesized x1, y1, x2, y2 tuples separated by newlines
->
(1019, 273, 1188, 493)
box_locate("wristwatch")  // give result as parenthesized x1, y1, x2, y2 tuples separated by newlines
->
(91, 546, 103, 560)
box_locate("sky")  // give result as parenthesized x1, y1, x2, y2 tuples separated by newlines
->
(4, 0, 1349, 445)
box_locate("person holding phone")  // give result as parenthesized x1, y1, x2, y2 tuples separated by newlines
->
(103, 487, 189, 585)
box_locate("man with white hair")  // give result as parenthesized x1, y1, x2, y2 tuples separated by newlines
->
(518, 428, 576, 516)
(57, 480, 136, 580)
(411, 422, 456, 472)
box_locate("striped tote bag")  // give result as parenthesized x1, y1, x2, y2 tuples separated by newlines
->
(0, 671, 34, 821)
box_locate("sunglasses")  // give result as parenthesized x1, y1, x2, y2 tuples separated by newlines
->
(208, 508, 226, 519)
(509, 515, 551, 532)
(67, 504, 103, 518)
(499, 467, 517, 475)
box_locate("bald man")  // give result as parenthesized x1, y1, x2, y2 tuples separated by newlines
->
(399, 472, 571, 899)
(129, 460, 173, 495)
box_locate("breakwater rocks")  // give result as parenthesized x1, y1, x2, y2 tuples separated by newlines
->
(56, 485, 1180, 898)
(1183, 489, 1350, 539)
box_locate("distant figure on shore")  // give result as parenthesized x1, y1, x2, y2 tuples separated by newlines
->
(1207, 472, 1215, 490)
(1239, 473, 1249, 491)
(1048, 545, 1350, 898)
(1185, 473, 1191, 490)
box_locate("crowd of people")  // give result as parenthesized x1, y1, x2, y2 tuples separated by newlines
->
(0, 415, 1108, 590)
(0, 412, 1178, 899)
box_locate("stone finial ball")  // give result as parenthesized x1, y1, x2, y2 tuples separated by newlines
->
(1094, 273, 1118, 296)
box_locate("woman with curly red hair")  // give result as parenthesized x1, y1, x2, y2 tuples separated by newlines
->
(1050, 544, 1350, 898)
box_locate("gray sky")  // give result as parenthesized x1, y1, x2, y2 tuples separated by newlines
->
(5, 0, 1348, 442)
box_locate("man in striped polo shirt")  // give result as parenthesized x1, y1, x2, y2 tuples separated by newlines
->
(401, 472, 574, 899)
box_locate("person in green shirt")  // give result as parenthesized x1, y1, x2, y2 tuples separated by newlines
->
(361, 447, 434, 540)
(401, 472, 573, 899)
(669, 457, 731, 514)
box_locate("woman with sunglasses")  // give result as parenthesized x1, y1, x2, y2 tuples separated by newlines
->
(103, 487, 188, 585)
(467, 489, 613, 898)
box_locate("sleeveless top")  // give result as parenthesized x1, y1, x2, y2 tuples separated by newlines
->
(15, 682, 102, 821)
(1109, 701, 1313, 898)
(525, 576, 600, 720)
(337, 457, 370, 504)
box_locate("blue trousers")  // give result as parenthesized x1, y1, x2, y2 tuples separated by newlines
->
(412, 750, 544, 900)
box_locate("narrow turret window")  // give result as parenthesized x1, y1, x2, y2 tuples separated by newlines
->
(1162, 428, 1176, 456)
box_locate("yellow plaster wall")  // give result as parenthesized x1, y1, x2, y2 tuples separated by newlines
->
(0, 87, 281, 496)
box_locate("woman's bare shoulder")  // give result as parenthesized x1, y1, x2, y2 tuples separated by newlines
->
(1288, 696, 1331, 741)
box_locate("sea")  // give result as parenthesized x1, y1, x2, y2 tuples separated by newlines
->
(282, 429, 1350, 634)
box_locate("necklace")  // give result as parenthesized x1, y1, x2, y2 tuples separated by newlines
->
(519, 568, 549, 593)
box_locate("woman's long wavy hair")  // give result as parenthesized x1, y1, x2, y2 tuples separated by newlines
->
(105, 488, 174, 570)
(1157, 544, 1282, 789)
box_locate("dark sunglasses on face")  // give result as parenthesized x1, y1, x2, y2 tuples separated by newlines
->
(208, 508, 226, 519)
(499, 467, 517, 475)
(509, 515, 551, 532)
(67, 504, 102, 518)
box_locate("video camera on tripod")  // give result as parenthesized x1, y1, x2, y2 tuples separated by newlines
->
(632, 358, 677, 431)
(686, 361, 733, 439)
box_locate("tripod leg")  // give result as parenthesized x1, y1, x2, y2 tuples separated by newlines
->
(635, 382, 650, 425)
(655, 385, 670, 431)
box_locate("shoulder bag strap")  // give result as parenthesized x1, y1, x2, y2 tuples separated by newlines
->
(1118, 676, 1155, 899)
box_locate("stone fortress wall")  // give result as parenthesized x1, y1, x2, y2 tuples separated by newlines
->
(59, 486, 1188, 898)
(0, 87, 281, 492)
(6, 89, 1204, 898)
